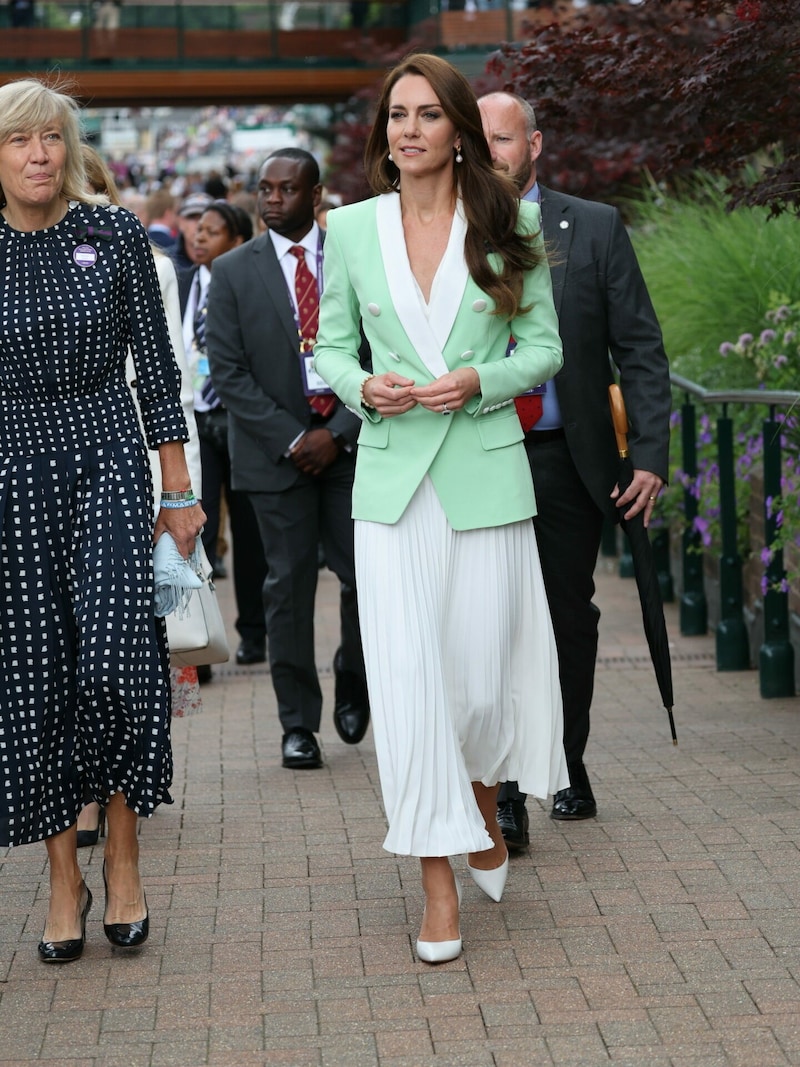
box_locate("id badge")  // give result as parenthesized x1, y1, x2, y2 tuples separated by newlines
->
(302, 351, 334, 397)
(193, 353, 211, 393)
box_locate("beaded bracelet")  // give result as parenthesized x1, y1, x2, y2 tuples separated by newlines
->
(159, 497, 198, 509)
(161, 490, 195, 501)
(360, 374, 377, 409)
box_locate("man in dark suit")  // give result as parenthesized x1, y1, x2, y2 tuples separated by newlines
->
(205, 148, 369, 770)
(478, 92, 671, 839)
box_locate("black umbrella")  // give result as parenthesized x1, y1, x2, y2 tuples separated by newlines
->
(609, 384, 677, 744)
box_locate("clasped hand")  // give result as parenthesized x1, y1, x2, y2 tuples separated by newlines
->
(363, 369, 481, 417)
(290, 428, 340, 475)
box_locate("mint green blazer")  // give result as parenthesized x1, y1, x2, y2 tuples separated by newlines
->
(313, 194, 563, 531)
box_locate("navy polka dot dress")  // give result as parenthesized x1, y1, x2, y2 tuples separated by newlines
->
(0, 201, 188, 847)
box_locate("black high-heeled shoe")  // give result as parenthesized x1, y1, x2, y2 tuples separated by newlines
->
(76, 804, 106, 849)
(102, 862, 149, 949)
(38, 882, 93, 964)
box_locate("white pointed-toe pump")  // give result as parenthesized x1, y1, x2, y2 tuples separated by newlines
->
(416, 878, 463, 964)
(467, 852, 509, 903)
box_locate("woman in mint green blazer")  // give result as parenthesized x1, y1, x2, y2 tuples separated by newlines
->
(314, 54, 568, 965)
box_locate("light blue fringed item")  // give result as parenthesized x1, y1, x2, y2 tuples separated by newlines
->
(153, 533, 203, 618)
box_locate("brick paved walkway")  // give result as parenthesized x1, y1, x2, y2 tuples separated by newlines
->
(2, 554, 800, 1067)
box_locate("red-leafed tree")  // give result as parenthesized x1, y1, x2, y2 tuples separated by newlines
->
(325, 0, 800, 214)
(488, 0, 800, 213)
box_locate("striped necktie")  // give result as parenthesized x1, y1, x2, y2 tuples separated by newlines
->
(290, 245, 335, 419)
(195, 281, 221, 410)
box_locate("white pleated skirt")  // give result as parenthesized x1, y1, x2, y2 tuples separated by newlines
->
(355, 475, 569, 857)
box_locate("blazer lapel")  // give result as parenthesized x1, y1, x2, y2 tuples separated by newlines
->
(376, 193, 467, 379)
(539, 189, 576, 317)
(540, 187, 573, 319)
(252, 234, 299, 349)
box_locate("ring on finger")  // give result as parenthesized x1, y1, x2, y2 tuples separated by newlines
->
(442, 402, 450, 414)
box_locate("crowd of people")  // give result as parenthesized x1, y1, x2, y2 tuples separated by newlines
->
(0, 57, 669, 969)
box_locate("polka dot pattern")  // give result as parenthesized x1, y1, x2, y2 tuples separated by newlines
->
(0, 203, 185, 846)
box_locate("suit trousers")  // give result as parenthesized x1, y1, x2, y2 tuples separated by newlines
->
(500, 434, 605, 803)
(247, 452, 365, 734)
(195, 409, 267, 644)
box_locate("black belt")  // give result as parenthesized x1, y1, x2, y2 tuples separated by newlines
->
(525, 426, 565, 444)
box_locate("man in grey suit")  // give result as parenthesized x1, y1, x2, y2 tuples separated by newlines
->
(478, 92, 671, 838)
(205, 148, 369, 770)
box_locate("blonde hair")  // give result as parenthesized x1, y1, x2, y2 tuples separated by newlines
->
(81, 142, 121, 205)
(0, 78, 105, 209)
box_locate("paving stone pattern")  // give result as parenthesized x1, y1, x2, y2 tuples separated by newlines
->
(1, 555, 800, 1067)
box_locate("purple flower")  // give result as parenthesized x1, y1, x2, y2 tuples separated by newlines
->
(738, 333, 754, 346)
(760, 546, 773, 565)
(759, 329, 777, 345)
(784, 331, 796, 344)
(780, 579, 790, 594)
(766, 495, 774, 516)
(761, 575, 769, 596)
(774, 355, 788, 368)
(776, 510, 784, 528)
(719, 342, 735, 357)
(774, 306, 791, 321)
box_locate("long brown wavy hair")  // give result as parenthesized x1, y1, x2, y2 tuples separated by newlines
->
(364, 53, 544, 319)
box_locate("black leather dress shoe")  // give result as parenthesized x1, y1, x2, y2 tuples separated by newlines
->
(551, 763, 597, 820)
(332, 648, 370, 744)
(282, 728, 322, 769)
(235, 639, 266, 666)
(333, 702, 370, 744)
(196, 664, 212, 685)
(551, 787, 597, 820)
(497, 799, 530, 850)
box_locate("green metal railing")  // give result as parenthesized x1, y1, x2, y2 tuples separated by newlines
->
(670, 373, 799, 698)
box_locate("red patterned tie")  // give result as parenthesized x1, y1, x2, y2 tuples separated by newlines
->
(290, 245, 335, 419)
(514, 393, 543, 432)
(508, 334, 543, 431)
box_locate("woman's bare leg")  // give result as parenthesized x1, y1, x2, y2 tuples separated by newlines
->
(419, 856, 460, 943)
(76, 801, 102, 835)
(103, 793, 146, 924)
(467, 782, 508, 871)
(43, 827, 86, 941)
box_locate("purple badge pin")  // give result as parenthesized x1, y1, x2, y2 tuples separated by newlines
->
(73, 243, 98, 267)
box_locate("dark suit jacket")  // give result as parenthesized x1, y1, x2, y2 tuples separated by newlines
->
(540, 186, 671, 520)
(203, 231, 364, 494)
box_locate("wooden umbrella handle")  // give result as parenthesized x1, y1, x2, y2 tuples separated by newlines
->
(608, 384, 629, 458)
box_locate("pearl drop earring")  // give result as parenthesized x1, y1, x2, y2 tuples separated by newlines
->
(388, 152, 394, 162)
(455, 147, 463, 163)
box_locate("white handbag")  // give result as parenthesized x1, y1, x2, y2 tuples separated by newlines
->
(165, 541, 230, 668)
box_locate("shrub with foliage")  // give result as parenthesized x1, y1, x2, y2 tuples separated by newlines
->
(627, 176, 800, 380)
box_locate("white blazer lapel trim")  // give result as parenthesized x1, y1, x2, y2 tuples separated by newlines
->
(427, 199, 468, 352)
(376, 193, 451, 380)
